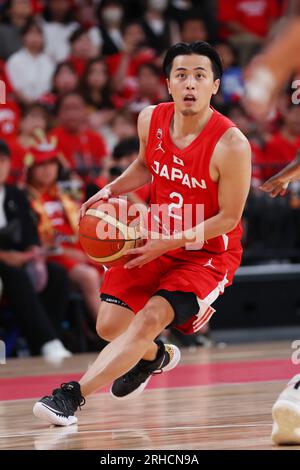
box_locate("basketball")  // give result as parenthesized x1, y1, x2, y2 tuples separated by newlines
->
(78, 197, 145, 267)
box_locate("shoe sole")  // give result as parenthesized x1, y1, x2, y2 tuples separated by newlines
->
(272, 400, 300, 445)
(33, 402, 78, 427)
(110, 344, 181, 401)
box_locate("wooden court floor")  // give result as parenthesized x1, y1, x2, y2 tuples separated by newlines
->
(0, 341, 300, 450)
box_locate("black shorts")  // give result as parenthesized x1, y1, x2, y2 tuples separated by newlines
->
(100, 290, 200, 330)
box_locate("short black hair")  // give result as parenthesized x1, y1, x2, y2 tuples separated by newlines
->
(138, 62, 161, 78)
(69, 27, 87, 44)
(55, 90, 86, 115)
(179, 13, 206, 32)
(21, 19, 43, 38)
(0, 140, 11, 158)
(113, 137, 139, 160)
(162, 41, 223, 81)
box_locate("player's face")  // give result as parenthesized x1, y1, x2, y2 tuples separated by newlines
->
(166, 54, 220, 116)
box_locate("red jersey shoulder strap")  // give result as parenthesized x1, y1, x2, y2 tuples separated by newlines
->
(146, 102, 173, 150)
(209, 108, 237, 142)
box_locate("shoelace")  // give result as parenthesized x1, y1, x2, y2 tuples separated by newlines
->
(122, 353, 167, 383)
(43, 383, 86, 414)
(60, 383, 86, 409)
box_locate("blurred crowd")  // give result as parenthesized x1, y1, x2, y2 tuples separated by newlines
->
(0, 0, 300, 358)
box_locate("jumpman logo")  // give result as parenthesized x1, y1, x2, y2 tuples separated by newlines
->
(155, 141, 165, 153)
(203, 258, 216, 269)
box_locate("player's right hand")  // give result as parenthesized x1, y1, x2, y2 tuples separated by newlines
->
(79, 186, 112, 219)
(260, 177, 289, 198)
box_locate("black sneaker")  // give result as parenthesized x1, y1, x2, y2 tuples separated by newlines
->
(110, 340, 181, 400)
(33, 381, 85, 426)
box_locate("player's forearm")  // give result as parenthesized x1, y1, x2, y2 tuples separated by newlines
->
(107, 159, 151, 197)
(263, 18, 300, 77)
(270, 153, 300, 182)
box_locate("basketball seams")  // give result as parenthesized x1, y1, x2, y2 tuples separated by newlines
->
(86, 208, 137, 240)
(79, 233, 143, 243)
(79, 200, 144, 266)
(87, 239, 136, 263)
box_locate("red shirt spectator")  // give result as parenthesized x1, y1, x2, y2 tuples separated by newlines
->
(251, 141, 265, 187)
(106, 21, 156, 103)
(50, 126, 107, 174)
(67, 27, 98, 78)
(218, 0, 279, 39)
(0, 101, 20, 140)
(50, 92, 107, 180)
(106, 49, 155, 102)
(6, 103, 49, 184)
(263, 104, 300, 178)
(264, 132, 300, 179)
(6, 137, 25, 183)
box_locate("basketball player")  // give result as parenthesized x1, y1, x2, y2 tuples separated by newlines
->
(260, 158, 300, 445)
(244, 0, 300, 446)
(244, 0, 300, 120)
(33, 41, 251, 426)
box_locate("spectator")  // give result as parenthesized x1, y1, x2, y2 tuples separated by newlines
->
(7, 104, 50, 183)
(74, 0, 98, 30)
(179, 13, 208, 43)
(227, 103, 265, 187)
(50, 92, 107, 181)
(68, 27, 99, 78)
(128, 63, 167, 116)
(0, 100, 21, 142)
(41, 61, 79, 109)
(0, 0, 33, 60)
(42, 0, 78, 63)
(25, 134, 103, 321)
(6, 19, 55, 105)
(214, 42, 244, 104)
(0, 139, 72, 361)
(264, 104, 300, 179)
(141, 0, 180, 55)
(106, 20, 156, 103)
(169, 0, 217, 41)
(103, 108, 137, 152)
(218, 0, 280, 64)
(80, 57, 116, 130)
(90, 0, 124, 57)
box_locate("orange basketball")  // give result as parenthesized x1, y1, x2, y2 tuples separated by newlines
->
(78, 197, 145, 267)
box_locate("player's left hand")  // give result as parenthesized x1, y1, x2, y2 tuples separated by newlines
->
(124, 238, 182, 269)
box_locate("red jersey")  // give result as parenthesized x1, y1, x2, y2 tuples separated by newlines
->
(0, 101, 20, 140)
(40, 192, 75, 241)
(264, 131, 300, 179)
(49, 126, 107, 174)
(145, 102, 243, 258)
(218, 0, 279, 39)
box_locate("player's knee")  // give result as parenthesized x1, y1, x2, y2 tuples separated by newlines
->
(96, 319, 117, 341)
(134, 305, 165, 337)
(96, 304, 119, 340)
